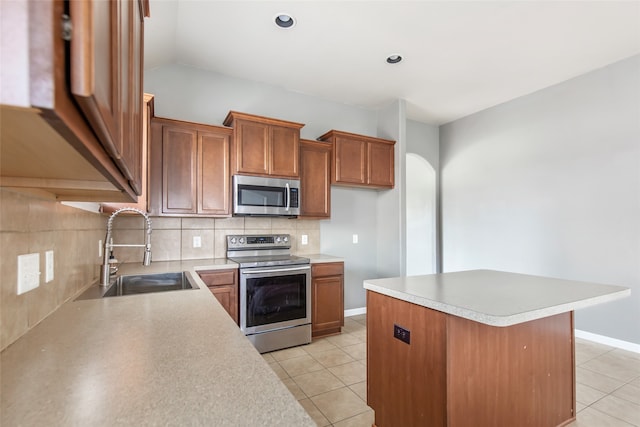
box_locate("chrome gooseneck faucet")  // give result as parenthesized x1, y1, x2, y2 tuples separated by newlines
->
(101, 207, 152, 286)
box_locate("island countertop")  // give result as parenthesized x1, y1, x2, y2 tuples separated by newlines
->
(1, 260, 314, 427)
(364, 269, 630, 327)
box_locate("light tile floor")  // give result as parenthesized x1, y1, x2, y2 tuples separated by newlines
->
(265, 314, 640, 427)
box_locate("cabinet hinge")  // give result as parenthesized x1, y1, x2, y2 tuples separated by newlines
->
(61, 14, 72, 41)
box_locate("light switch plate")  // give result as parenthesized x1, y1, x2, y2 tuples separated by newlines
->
(45, 250, 54, 282)
(17, 253, 40, 295)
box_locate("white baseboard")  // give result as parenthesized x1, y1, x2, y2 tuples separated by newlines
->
(344, 307, 366, 317)
(575, 329, 640, 354)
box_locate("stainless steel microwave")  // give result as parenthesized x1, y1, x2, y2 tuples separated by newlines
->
(232, 175, 300, 217)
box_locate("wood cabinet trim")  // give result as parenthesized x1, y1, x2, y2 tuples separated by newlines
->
(223, 111, 304, 130)
(151, 116, 233, 134)
(318, 129, 395, 146)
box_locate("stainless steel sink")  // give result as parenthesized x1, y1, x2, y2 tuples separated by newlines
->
(102, 272, 196, 297)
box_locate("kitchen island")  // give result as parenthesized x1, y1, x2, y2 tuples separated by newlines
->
(364, 269, 630, 427)
(1, 260, 315, 427)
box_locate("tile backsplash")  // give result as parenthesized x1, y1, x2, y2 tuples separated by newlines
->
(111, 216, 321, 263)
(0, 189, 105, 351)
(1, 188, 321, 351)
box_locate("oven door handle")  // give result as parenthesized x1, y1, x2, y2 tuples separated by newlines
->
(243, 266, 310, 275)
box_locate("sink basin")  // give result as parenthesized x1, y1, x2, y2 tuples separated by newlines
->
(103, 272, 196, 297)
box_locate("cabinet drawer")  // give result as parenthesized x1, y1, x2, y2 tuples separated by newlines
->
(312, 262, 343, 277)
(198, 269, 237, 286)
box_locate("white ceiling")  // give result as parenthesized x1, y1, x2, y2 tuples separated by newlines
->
(144, 1, 640, 125)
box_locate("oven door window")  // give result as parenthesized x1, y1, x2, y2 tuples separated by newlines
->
(246, 273, 307, 327)
(238, 185, 286, 208)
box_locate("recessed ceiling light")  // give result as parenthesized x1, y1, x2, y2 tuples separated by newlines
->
(274, 14, 295, 29)
(386, 54, 403, 64)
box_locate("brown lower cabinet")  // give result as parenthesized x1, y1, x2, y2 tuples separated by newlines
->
(198, 269, 238, 325)
(311, 262, 344, 338)
(367, 290, 575, 427)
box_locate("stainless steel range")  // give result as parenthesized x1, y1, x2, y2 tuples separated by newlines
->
(227, 234, 311, 353)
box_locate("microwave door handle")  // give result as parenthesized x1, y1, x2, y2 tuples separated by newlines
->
(285, 183, 290, 212)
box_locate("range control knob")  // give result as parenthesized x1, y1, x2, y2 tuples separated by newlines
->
(230, 237, 237, 244)
(239, 237, 245, 244)
(283, 236, 289, 243)
(276, 236, 282, 243)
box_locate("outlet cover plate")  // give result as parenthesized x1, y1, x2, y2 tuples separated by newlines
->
(393, 324, 410, 345)
(17, 253, 40, 295)
(45, 250, 54, 282)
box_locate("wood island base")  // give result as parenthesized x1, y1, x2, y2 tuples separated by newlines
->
(366, 290, 576, 427)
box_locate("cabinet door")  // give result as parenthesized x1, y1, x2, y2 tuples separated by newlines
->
(123, 0, 144, 195)
(334, 136, 366, 185)
(312, 275, 344, 337)
(199, 131, 230, 215)
(199, 270, 238, 325)
(162, 126, 197, 214)
(300, 140, 331, 218)
(70, 0, 121, 165)
(367, 141, 394, 188)
(270, 125, 299, 177)
(208, 285, 238, 325)
(70, 0, 144, 194)
(234, 120, 269, 175)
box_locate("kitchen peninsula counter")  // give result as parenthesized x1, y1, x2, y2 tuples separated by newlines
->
(1, 260, 314, 427)
(364, 269, 630, 427)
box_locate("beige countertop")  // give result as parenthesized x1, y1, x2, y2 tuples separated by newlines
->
(364, 269, 630, 327)
(1, 259, 315, 427)
(305, 254, 345, 263)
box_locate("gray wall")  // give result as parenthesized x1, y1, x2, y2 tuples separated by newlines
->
(376, 100, 406, 278)
(144, 64, 394, 310)
(440, 55, 640, 344)
(407, 119, 439, 170)
(407, 120, 440, 272)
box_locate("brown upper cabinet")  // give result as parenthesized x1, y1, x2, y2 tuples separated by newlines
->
(318, 130, 396, 189)
(223, 111, 304, 179)
(300, 139, 331, 219)
(0, 0, 149, 202)
(149, 117, 232, 217)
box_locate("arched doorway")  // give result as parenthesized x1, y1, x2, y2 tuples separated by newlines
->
(406, 153, 437, 275)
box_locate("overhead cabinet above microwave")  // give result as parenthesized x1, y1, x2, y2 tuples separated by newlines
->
(223, 111, 304, 179)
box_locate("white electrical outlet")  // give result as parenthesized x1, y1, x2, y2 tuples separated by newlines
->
(301, 234, 308, 245)
(17, 253, 40, 295)
(353, 234, 359, 244)
(193, 236, 202, 248)
(45, 250, 54, 283)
